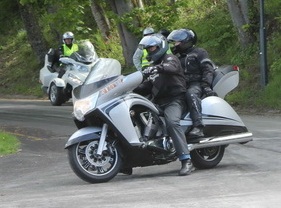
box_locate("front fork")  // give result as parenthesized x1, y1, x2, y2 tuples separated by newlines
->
(97, 123, 108, 155)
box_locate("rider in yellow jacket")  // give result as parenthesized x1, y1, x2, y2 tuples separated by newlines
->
(133, 27, 155, 71)
(59, 31, 79, 57)
(57, 31, 79, 77)
(133, 28, 172, 71)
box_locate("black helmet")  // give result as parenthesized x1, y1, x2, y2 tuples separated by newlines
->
(139, 34, 168, 63)
(143, 27, 155, 36)
(167, 29, 197, 54)
(159, 29, 170, 38)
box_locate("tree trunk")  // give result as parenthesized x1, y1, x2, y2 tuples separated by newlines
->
(18, 2, 48, 64)
(90, 0, 111, 40)
(132, 0, 144, 8)
(108, 0, 139, 67)
(227, 0, 255, 47)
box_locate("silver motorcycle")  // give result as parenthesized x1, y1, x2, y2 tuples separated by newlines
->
(65, 59, 252, 183)
(39, 40, 98, 106)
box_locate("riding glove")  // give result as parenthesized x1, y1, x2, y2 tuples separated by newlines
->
(203, 87, 217, 97)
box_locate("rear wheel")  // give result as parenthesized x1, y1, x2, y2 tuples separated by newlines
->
(67, 139, 122, 183)
(191, 146, 225, 169)
(49, 83, 64, 106)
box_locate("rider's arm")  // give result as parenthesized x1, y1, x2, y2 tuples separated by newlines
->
(58, 45, 64, 57)
(133, 80, 152, 96)
(198, 48, 215, 88)
(133, 48, 143, 71)
(156, 54, 181, 75)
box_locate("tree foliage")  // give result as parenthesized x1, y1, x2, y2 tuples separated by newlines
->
(1, 0, 281, 108)
(8, 0, 260, 67)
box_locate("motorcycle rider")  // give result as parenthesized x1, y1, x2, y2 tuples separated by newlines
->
(57, 31, 79, 78)
(59, 31, 79, 57)
(167, 28, 216, 138)
(134, 34, 194, 176)
(48, 31, 78, 70)
(133, 27, 155, 71)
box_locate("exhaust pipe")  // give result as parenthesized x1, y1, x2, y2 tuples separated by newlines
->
(188, 132, 253, 151)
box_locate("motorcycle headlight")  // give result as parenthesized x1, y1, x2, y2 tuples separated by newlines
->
(73, 78, 122, 121)
(73, 92, 99, 121)
(68, 73, 83, 85)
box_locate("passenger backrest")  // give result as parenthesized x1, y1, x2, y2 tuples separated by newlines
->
(212, 65, 239, 99)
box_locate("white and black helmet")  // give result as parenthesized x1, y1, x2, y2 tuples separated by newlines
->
(142, 27, 155, 36)
(139, 33, 169, 63)
(62, 31, 75, 44)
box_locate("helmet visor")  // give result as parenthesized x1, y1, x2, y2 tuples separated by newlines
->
(139, 35, 161, 50)
(167, 29, 188, 42)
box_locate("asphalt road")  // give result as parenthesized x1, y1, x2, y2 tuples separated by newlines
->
(0, 99, 281, 208)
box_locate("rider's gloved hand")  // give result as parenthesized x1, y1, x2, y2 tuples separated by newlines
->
(203, 87, 217, 97)
(154, 64, 164, 73)
(143, 66, 158, 76)
(142, 67, 152, 75)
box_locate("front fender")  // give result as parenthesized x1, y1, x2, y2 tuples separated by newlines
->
(51, 78, 66, 88)
(64, 126, 102, 149)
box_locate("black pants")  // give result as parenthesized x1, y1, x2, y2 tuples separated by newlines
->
(186, 82, 203, 127)
(160, 97, 190, 161)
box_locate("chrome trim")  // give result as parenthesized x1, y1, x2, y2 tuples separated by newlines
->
(188, 132, 253, 151)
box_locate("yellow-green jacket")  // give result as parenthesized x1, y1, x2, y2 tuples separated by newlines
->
(62, 43, 79, 56)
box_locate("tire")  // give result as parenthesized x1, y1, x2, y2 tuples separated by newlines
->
(49, 83, 64, 106)
(67, 139, 122, 183)
(191, 146, 225, 169)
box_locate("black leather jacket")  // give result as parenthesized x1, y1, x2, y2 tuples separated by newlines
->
(178, 47, 215, 88)
(135, 53, 186, 105)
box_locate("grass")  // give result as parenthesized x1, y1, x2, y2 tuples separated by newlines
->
(0, 131, 21, 156)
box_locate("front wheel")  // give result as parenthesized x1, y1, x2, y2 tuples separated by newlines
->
(191, 146, 225, 169)
(49, 83, 64, 106)
(67, 139, 122, 183)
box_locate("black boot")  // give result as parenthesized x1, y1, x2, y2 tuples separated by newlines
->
(188, 126, 204, 138)
(178, 159, 193, 176)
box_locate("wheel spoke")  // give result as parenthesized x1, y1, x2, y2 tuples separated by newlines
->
(75, 140, 119, 176)
(82, 160, 91, 170)
(97, 167, 106, 174)
(197, 147, 220, 161)
(78, 146, 86, 155)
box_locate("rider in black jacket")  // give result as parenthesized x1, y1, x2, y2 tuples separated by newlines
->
(167, 29, 216, 138)
(134, 34, 193, 176)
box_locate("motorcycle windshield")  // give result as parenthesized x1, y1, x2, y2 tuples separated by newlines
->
(73, 58, 122, 100)
(70, 40, 99, 64)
